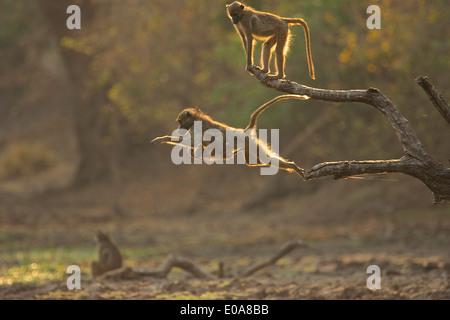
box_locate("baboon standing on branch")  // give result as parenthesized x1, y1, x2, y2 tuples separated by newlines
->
(226, 1, 315, 80)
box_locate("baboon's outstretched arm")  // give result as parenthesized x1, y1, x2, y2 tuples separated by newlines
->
(151, 135, 190, 148)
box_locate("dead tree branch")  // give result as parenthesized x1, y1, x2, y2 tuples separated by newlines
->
(238, 240, 307, 278)
(248, 67, 450, 204)
(100, 254, 214, 281)
(416, 76, 450, 125)
(98, 240, 306, 281)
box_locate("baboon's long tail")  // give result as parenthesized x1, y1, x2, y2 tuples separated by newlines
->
(245, 95, 309, 130)
(283, 18, 315, 80)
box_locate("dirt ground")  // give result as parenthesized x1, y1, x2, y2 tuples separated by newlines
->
(0, 151, 449, 300)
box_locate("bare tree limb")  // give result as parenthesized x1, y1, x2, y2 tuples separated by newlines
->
(98, 240, 306, 281)
(248, 67, 450, 204)
(132, 254, 214, 279)
(238, 240, 307, 278)
(416, 76, 450, 125)
(100, 254, 214, 281)
(308, 158, 410, 180)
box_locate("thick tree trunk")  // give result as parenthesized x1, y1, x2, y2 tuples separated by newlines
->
(39, 0, 110, 187)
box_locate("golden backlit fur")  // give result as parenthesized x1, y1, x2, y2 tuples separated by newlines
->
(226, 1, 315, 80)
(152, 95, 310, 179)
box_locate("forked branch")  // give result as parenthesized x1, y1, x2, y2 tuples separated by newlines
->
(97, 240, 306, 282)
(248, 67, 450, 204)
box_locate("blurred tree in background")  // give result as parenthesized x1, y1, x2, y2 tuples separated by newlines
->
(0, 0, 448, 185)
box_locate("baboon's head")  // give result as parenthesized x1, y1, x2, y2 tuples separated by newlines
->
(176, 108, 202, 130)
(227, 1, 245, 24)
(94, 230, 110, 243)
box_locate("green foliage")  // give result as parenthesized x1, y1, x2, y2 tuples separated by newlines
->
(0, 246, 92, 285)
(0, 143, 54, 179)
(0, 242, 166, 286)
(2, 0, 449, 162)
(0, 1, 39, 65)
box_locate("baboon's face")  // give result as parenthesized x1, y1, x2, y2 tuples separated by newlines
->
(176, 110, 196, 130)
(95, 230, 109, 243)
(227, 2, 245, 24)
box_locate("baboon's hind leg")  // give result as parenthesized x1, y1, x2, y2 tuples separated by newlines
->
(244, 149, 306, 180)
(277, 159, 306, 180)
(271, 30, 290, 79)
(261, 36, 277, 74)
